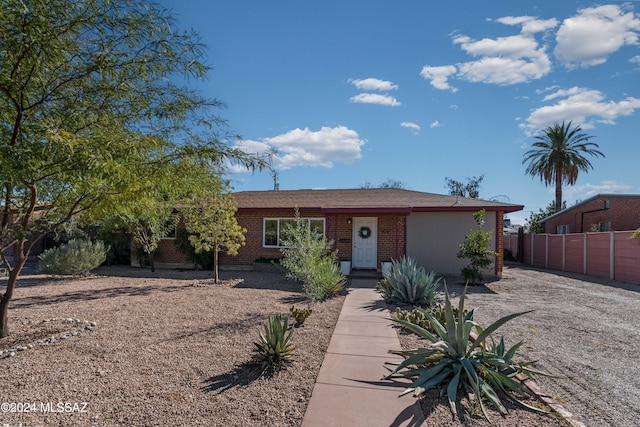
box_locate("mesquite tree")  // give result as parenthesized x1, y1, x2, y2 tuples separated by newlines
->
(0, 0, 263, 338)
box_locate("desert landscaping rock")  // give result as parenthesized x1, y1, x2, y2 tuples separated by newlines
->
(0, 265, 344, 427)
(1, 263, 637, 426)
(437, 265, 640, 427)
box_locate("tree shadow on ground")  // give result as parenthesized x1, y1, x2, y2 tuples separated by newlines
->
(165, 313, 265, 342)
(233, 273, 300, 293)
(11, 283, 186, 309)
(443, 282, 498, 298)
(201, 361, 263, 394)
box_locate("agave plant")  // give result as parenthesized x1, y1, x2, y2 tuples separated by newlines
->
(378, 256, 441, 306)
(253, 314, 296, 373)
(384, 284, 549, 422)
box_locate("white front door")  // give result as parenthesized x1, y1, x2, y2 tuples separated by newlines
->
(352, 217, 377, 269)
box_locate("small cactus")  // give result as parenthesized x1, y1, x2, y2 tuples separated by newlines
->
(290, 305, 312, 327)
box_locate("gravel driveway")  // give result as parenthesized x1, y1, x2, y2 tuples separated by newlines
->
(445, 264, 640, 427)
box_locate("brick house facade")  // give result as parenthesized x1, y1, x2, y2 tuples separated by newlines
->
(138, 188, 523, 277)
(542, 194, 640, 234)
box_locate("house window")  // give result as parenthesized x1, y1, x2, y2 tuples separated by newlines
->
(263, 218, 325, 247)
(597, 221, 611, 232)
(557, 224, 570, 234)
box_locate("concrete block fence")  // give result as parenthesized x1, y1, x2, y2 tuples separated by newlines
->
(503, 231, 640, 284)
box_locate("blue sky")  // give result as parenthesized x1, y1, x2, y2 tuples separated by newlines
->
(162, 1, 640, 226)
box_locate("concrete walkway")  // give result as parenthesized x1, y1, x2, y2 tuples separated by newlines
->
(301, 279, 425, 427)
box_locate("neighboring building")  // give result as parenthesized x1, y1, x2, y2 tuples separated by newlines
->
(149, 188, 521, 278)
(542, 194, 640, 234)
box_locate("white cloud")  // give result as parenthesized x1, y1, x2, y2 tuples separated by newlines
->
(430, 120, 442, 128)
(522, 86, 640, 134)
(350, 93, 401, 106)
(400, 122, 421, 133)
(495, 16, 558, 35)
(563, 181, 636, 203)
(350, 78, 398, 91)
(453, 33, 552, 85)
(631, 55, 640, 64)
(423, 16, 555, 89)
(420, 65, 457, 91)
(229, 126, 365, 171)
(554, 5, 640, 68)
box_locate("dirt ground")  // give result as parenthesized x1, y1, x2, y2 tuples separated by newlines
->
(439, 264, 640, 427)
(1, 263, 638, 426)
(0, 264, 345, 427)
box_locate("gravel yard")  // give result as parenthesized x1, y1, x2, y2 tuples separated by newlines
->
(0, 265, 345, 427)
(441, 264, 640, 427)
(1, 263, 638, 426)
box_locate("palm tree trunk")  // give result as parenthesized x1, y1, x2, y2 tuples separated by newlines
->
(555, 172, 563, 213)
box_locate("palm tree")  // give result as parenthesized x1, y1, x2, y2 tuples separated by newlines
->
(523, 121, 604, 213)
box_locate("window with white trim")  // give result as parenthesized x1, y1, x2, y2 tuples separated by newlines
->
(263, 218, 325, 247)
(597, 221, 611, 232)
(557, 224, 570, 234)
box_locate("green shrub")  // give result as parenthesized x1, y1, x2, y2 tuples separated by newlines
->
(377, 256, 441, 306)
(384, 284, 548, 423)
(301, 256, 346, 302)
(290, 305, 313, 327)
(253, 314, 296, 373)
(280, 208, 345, 302)
(38, 239, 108, 276)
(174, 228, 213, 270)
(457, 210, 498, 284)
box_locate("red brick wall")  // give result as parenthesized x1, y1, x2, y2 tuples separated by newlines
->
(377, 215, 406, 264)
(545, 196, 640, 234)
(136, 209, 412, 268)
(219, 210, 408, 267)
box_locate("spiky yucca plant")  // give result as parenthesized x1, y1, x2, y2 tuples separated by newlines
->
(254, 314, 296, 373)
(384, 284, 549, 422)
(378, 256, 441, 306)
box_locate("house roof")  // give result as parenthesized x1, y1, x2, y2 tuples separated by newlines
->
(541, 193, 640, 222)
(232, 188, 524, 214)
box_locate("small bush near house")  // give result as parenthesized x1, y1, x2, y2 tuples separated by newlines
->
(377, 256, 441, 306)
(457, 209, 498, 284)
(38, 239, 108, 276)
(300, 256, 346, 302)
(253, 314, 296, 374)
(174, 228, 214, 270)
(279, 208, 346, 302)
(384, 284, 548, 423)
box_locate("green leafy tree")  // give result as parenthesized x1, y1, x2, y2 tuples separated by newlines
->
(523, 121, 604, 213)
(526, 200, 566, 234)
(445, 175, 484, 198)
(181, 192, 246, 284)
(457, 210, 498, 284)
(0, 0, 264, 338)
(119, 200, 177, 272)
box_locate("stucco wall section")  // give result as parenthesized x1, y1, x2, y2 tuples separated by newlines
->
(406, 211, 496, 276)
